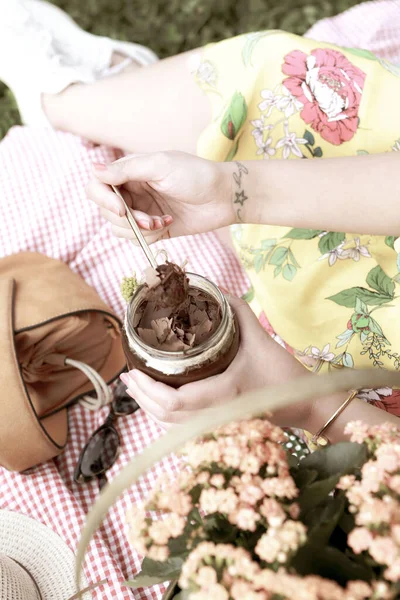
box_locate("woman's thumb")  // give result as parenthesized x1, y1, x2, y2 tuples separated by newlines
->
(225, 293, 267, 340)
(92, 152, 165, 186)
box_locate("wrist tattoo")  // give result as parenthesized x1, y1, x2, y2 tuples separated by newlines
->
(232, 161, 249, 223)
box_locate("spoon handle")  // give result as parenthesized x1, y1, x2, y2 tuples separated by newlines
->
(111, 184, 157, 269)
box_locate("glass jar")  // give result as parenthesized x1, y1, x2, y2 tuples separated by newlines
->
(122, 273, 240, 387)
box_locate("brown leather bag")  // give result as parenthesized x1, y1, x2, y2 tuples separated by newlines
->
(0, 252, 126, 472)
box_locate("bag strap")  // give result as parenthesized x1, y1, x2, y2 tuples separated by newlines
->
(65, 358, 112, 410)
(0, 279, 68, 472)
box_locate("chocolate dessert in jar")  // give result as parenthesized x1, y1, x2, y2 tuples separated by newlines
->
(122, 263, 240, 387)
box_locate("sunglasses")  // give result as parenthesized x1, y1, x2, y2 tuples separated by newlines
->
(74, 380, 139, 489)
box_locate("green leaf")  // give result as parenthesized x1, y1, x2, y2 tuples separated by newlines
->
(355, 296, 368, 315)
(397, 253, 400, 273)
(331, 352, 344, 364)
(188, 507, 203, 526)
(336, 328, 355, 348)
(291, 543, 373, 584)
(274, 265, 282, 278)
(287, 248, 300, 268)
(327, 287, 393, 308)
(291, 468, 318, 491)
(339, 511, 355, 535)
(173, 591, 190, 600)
(230, 93, 247, 131)
(141, 556, 183, 578)
(269, 247, 288, 266)
(368, 317, 383, 336)
(368, 317, 389, 344)
(125, 556, 184, 589)
(221, 92, 247, 140)
(261, 238, 276, 249)
(224, 138, 240, 161)
(298, 474, 341, 513)
(203, 513, 238, 544)
(356, 149, 369, 155)
(342, 352, 354, 368)
(241, 32, 275, 67)
(303, 129, 315, 146)
(284, 228, 324, 240)
(254, 253, 264, 273)
(342, 47, 378, 61)
(313, 146, 323, 157)
(394, 273, 400, 284)
(168, 535, 190, 557)
(385, 235, 397, 250)
(318, 232, 345, 254)
(305, 494, 346, 547)
(283, 263, 297, 281)
(378, 58, 400, 78)
(124, 575, 171, 589)
(242, 286, 255, 303)
(366, 265, 395, 297)
(298, 442, 368, 482)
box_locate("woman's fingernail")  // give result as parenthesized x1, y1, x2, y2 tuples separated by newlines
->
(153, 218, 163, 230)
(120, 373, 129, 385)
(92, 161, 108, 170)
(137, 219, 151, 230)
(162, 215, 173, 225)
(130, 369, 149, 387)
(110, 202, 124, 217)
(128, 370, 139, 382)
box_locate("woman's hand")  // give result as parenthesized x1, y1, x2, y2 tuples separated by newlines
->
(86, 151, 234, 243)
(120, 295, 312, 429)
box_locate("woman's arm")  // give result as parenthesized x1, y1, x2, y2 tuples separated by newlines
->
(225, 153, 400, 235)
(305, 390, 400, 443)
(88, 151, 399, 242)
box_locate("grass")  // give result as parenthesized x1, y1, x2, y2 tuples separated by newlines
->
(0, 0, 366, 139)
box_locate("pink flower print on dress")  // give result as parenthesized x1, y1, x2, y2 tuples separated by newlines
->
(282, 48, 366, 145)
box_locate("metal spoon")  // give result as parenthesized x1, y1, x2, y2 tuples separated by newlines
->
(111, 184, 157, 269)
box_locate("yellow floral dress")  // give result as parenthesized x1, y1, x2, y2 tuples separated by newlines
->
(194, 31, 400, 416)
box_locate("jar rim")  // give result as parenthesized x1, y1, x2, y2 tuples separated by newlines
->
(124, 273, 230, 360)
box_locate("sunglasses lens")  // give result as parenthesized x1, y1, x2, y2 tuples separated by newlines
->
(79, 427, 119, 477)
(113, 392, 139, 416)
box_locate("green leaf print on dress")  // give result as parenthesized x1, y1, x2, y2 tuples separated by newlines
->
(241, 31, 278, 68)
(241, 286, 255, 303)
(318, 232, 346, 254)
(343, 46, 400, 78)
(285, 228, 324, 239)
(328, 266, 394, 308)
(302, 129, 323, 158)
(283, 263, 296, 281)
(378, 59, 400, 79)
(328, 287, 393, 308)
(385, 236, 398, 250)
(366, 265, 395, 297)
(342, 47, 378, 61)
(235, 234, 300, 281)
(330, 265, 400, 369)
(221, 92, 247, 140)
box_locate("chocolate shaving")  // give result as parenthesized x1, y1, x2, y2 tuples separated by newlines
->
(134, 262, 221, 351)
(144, 261, 189, 309)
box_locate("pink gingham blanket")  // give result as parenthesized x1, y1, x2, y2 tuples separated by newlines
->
(1, 2, 399, 598)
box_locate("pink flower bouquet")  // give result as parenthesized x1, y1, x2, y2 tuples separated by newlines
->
(126, 418, 400, 600)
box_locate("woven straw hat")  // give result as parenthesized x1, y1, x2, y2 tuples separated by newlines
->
(0, 510, 89, 600)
